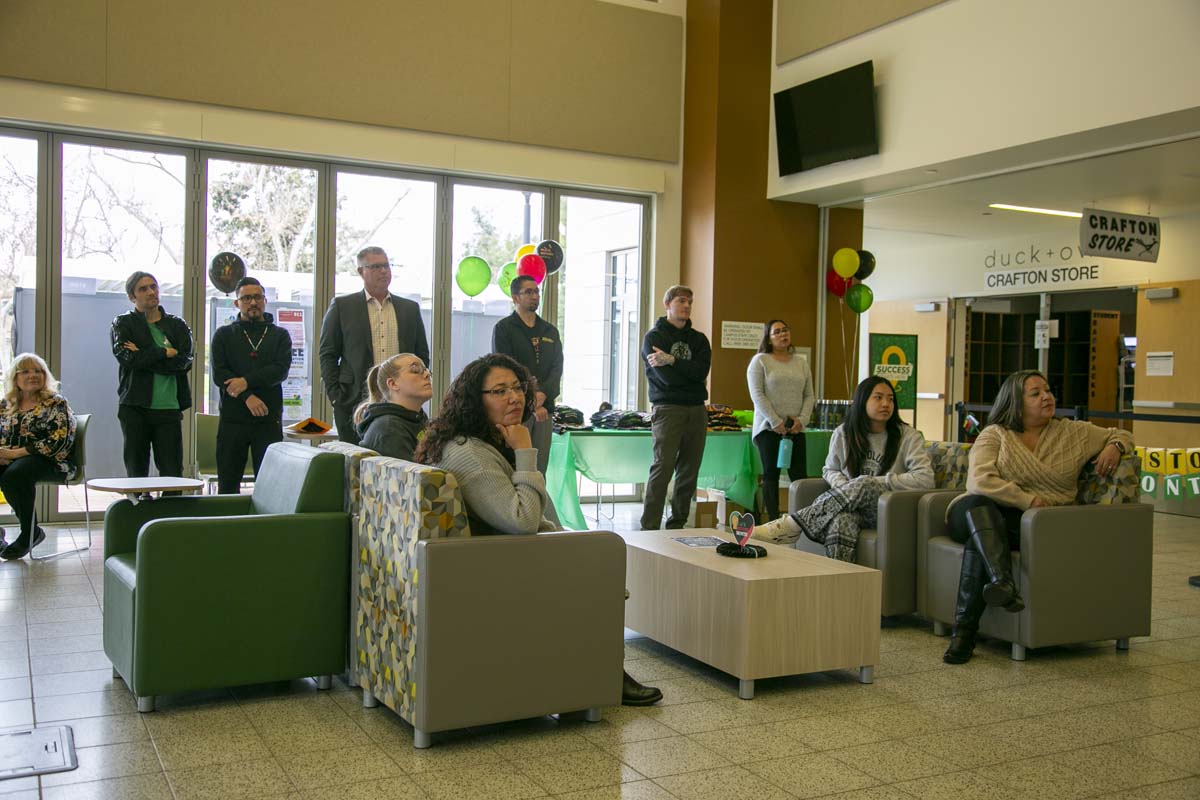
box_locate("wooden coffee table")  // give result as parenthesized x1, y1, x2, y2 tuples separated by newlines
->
(618, 528, 881, 699)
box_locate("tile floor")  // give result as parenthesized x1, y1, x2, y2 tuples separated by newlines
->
(0, 510, 1198, 799)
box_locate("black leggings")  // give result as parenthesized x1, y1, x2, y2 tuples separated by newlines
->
(947, 494, 1023, 550)
(0, 454, 59, 544)
(753, 430, 806, 521)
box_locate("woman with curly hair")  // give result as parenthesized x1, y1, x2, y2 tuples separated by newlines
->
(415, 353, 663, 705)
(0, 353, 77, 560)
(752, 375, 933, 561)
(415, 353, 554, 534)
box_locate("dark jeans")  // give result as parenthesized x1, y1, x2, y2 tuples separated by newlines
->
(333, 401, 361, 446)
(947, 494, 1023, 550)
(216, 420, 282, 494)
(117, 405, 183, 478)
(753, 429, 807, 521)
(640, 404, 708, 530)
(0, 454, 59, 545)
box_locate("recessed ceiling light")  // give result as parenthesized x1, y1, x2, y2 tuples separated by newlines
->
(988, 203, 1082, 218)
(924, 169, 938, 174)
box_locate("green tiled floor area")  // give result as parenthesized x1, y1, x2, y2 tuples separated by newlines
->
(0, 512, 1198, 799)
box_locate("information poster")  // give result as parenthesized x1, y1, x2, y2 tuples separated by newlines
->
(868, 333, 918, 411)
(275, 308, 310, 420)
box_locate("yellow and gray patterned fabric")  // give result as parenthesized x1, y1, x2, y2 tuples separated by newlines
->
(319, 440, 376, 509)
(1077, 453, 1140, 505)
(927, 441, 972, 490)
(355, 456, 471, 723)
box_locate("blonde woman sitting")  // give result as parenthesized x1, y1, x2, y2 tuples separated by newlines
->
(0, 354, 77, 560)
(353, 353, 433, 461)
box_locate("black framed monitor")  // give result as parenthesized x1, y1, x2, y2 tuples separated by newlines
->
(774, 61, 878, 176)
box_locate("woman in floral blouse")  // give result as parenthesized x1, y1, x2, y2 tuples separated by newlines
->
(0, 353, 76, 560)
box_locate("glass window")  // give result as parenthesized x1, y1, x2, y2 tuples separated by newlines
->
(59, 142, 187, 512)
(450, 184, 544, 378)
(333, 170, 437, 370)
(204, 158, 317, 423)
(553, 194, 644, 502)
(0, 134, 39, 519)
(554, 195, 643, 413)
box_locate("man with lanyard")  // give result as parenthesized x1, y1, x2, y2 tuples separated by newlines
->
(210, 277, 292, 494)
(491, 274, 563, 475)
(111, 271, 194, 481)
(319, 246, 429, 444)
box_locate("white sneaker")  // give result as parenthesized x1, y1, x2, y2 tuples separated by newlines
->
(751, 515, 802, 545)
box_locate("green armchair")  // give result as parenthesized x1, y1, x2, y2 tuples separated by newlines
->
(103, 443, 350, 712)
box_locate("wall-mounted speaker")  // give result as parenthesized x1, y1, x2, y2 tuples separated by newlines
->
(1145, 287, 1178, 301)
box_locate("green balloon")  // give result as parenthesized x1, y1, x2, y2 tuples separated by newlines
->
(497, 262, 518, 293)
(455, 256, 490, 297)
(845, 283, 874, 314)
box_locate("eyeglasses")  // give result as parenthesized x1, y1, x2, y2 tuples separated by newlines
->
(237, 293, 265, 303)
(361, 262, 392, 271)
(400, 362, 431, 377)
(517, 288, 540, 296)
(481, 382, 528, 398)
(16, 369, 44, 376)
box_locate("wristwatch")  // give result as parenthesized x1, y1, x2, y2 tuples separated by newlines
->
(1110, 440, 1126, 455)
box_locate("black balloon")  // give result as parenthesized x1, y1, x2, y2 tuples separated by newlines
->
(536, 240, 565, 274)
(209, 252, 246, 294)
(854, 249, 876, 280)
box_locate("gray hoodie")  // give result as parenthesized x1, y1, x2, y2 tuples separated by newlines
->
(821, 424, 934, 491)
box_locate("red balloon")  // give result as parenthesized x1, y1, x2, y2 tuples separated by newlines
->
(826, 268, 854, 298)
(517, 253, 547, 284)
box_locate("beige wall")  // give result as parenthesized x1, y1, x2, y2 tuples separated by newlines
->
(775, 0, 946, 64)
(1133, 280, 1200, 448)
(0, 0, 683, 163)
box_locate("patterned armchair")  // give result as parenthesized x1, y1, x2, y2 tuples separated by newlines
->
(789, 440, 970, 616)
(917, 454, 1152, 660)
(353, 455, 626, 748)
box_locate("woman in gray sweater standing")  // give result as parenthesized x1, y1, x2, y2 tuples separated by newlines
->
(414, 353, 663, 705)
(747, 319, 815, 522)
(753, 376, 933, 561)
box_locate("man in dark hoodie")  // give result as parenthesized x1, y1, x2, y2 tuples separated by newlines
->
(210, 277, 292, 494)
(111, 271, 194, 480)
(640, 285, 711, 530)
(491, 274, 563, 475)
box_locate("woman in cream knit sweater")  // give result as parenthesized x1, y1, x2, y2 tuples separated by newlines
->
(943, 369, 1133, 664)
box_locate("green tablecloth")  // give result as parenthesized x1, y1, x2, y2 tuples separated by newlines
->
(547, 429, 760, 531)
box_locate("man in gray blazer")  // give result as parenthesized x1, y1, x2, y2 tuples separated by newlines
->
(319, 246, 430, 444)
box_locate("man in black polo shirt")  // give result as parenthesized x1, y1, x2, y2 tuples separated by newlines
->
(491, 275, 563, 475)
(110, 271, 194, 480)
(210, 277, 292, 494)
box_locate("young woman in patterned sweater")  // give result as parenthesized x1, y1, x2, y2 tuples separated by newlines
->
(942, 369, 1134, 664)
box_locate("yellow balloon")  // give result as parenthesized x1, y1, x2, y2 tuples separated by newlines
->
(832, 247, 860, 278)
(514, 244, 536, 262)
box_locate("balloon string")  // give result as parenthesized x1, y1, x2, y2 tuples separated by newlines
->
(850, 308, 860, 395)
(839, 298, 850, 397)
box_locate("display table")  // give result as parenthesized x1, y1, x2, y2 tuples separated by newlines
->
(619, 528, 880, 698)
(547, 429, 760, 531)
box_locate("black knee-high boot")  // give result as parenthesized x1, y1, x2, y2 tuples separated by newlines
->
(944, 548, 988, 664)
(965, 505, 1024, 612)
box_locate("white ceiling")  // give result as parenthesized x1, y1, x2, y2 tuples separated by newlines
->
(863, 137, 1200, 250)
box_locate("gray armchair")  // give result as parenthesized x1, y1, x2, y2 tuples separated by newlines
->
(788, 441, 972, 616)
(916, 456, 1152, 660)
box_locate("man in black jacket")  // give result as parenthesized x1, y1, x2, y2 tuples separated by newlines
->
(319, 246, 430, 444)
(492, 275, 563, 475)
(640, 285, 711, 530)
(110, 272, 194, 479)
(211, 277, 292, 494)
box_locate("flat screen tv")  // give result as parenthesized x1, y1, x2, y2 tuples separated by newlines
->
(774, 61, 878, 176)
